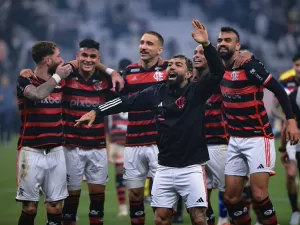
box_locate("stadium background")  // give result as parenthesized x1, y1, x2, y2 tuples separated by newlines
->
(0, 0, 299, 224)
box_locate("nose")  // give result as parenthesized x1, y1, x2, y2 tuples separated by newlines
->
(140, 43, 147, 50)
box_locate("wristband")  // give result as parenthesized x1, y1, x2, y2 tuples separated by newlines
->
(105, 68, 115, 76)
(278, 147, 286, 152)
(52, 74, 62, 84)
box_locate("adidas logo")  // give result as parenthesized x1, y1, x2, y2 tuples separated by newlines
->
(131, 76, 137, 81)
(196, 197, 204, 203)
(158, 102, 163, 107)
(257, 164, 264, 169)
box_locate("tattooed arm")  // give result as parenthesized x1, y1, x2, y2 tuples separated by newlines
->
(23, 78, 59, 101)
(19, 62, 72, 101)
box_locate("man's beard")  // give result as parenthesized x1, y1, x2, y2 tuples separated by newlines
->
(218, 49, 235, 61)
(48, 63, 59, 75)
(166, 75, 184, 89)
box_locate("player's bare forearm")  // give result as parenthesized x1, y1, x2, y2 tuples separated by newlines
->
(24, 78, 57, 101)
(95, 62, 108, 72)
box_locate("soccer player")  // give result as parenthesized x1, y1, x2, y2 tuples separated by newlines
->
(106, 58, 132, 217)
(110, 31, 168, 225)
(75, 19, 224, 225)
(279, 53, 300, 225)
(217, 26, 299, 225)
(16, 41, 72, 225)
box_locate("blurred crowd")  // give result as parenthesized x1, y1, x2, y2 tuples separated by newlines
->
(0, 0, 299, 143)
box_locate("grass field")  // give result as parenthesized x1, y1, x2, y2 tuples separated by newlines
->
(0, 138, 294, 224)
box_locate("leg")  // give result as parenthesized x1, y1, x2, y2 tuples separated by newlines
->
(207, 145, 228, 225)
(246, 137, 277, 225)
(18, 201, 38, 225)
(125, 145, 158, 225)
(85, 149, 109, 225)
(176, 165, 208, 225)
(151, 166, 177, 225)
(188, 207, 207, 225)
(87, 184, 105, 225)
(46, 200, 63, 225)
(16, 148, 44, 225)
(111, 143, 127, 216)
(154, 208, 173, 225)
(61, 147, 83, 225)
(224, 137, 251, 225)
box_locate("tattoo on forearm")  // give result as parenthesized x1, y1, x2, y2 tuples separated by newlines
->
(24, 78, 57, 101)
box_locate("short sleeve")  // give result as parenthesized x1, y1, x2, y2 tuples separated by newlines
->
(16, 76, 33, 98)
(243, 59, 272, 86)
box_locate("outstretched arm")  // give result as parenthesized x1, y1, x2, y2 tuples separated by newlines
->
(74, 85, 159, 126)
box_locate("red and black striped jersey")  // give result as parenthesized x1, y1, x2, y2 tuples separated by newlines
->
(62, 69, 116, 149)
(204, 87, 229, 145)
(220, 59, 274, 138)
(16, 76, 64, 150)
(106, 113, 128, 145)
(122, 59, 168, 147)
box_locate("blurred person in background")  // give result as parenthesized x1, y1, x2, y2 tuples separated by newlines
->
(106, 58, 131, 217)
(0, 74, 15, 145)
(278, 52, 300, 225)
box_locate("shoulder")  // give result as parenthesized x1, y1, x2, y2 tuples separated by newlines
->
(17, 76, 33, 87)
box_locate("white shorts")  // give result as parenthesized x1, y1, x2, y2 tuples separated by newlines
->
(287, 141, 300, 161)
(109, 143, 125, 164)
(151, 164, 208, 209)
(16, 146, 68, 202)
(123, 145, 158, 189)
(63, 147, 108, 191)
(225, 137, 276, 176)
(206, 145, 227, 192)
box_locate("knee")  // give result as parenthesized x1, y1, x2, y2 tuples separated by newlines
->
(251, 187, 268, 202)
(224, 193, 240, 205)
(23, 202, 38, 215)
(154, 210, 172, 225)
(129, 188, 144, 201)
(286, 166, 297, 181)
(47, 201, 63, 214)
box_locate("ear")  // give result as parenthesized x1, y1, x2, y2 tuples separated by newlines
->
(76, 52, 80, 61)
(236, 42, 241, 51)
(44, 56, 51, 66)
(158, 47, 163, 55)
(185, 71, 193, 80)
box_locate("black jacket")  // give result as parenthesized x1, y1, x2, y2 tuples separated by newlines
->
(94, 43, 225, 167)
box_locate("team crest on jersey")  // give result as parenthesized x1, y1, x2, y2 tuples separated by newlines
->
(175, 96, 186, 109)
(94, 81, 103, 91)
(153, 70, 164, 81)
(230, 71, 239, 81)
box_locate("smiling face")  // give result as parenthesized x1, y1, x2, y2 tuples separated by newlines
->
(76, 48, 100, 73)
(217, 31, 240, 61)
(193, 45, 208, 70)
(139, 33, 163, 62)
(166, 56, 193, 88)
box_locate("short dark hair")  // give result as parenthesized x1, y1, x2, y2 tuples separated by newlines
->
(171, 55, 193, 72)
(293, 52, 300, 62)
(31, 41, 57, 64)
(144, 31, 164, 46)
(79, 39, 100, 50)
(221, 27, 240, 42)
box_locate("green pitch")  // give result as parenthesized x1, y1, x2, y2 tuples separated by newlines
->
(0, 138, 292, 224)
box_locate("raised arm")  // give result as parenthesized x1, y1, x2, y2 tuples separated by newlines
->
(191, 20, 225, 102)
(18, 63, 72, 101)
(74, 85, 159, 127)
